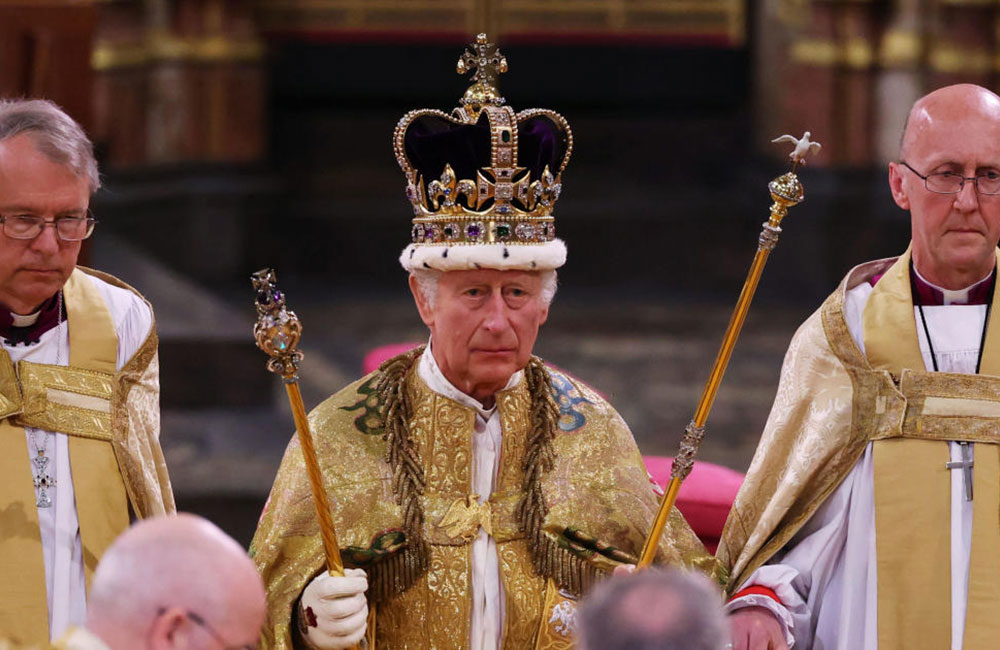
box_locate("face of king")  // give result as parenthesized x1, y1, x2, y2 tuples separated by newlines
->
(394, 33, 572, 408)
(410, 268, 550, 406)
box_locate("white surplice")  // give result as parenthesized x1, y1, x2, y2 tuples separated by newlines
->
(728, 274, 990, 650)
(14, 274, 152, 641)
(417, 345, 517, 650)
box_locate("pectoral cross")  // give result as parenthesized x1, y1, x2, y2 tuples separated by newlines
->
(32, 452, 55, 508)
(946, 441, 974, 502)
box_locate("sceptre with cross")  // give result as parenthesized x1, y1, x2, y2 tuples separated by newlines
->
(250, 269, 360, 650)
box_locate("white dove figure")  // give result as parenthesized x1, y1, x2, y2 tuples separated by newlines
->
(772, 131, 822, 164)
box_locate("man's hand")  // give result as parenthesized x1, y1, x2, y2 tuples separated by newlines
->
(612, 563, 636, 576)
(299, 568, 369, 650)
(728, 606, 789, 650)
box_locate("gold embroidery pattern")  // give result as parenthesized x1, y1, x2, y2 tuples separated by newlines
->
(78, 266, 174, 517)
(377, 545, 474, 648)
(253, 376, 409, 649)
(423, 395, 474, 497)
(891, 369, 1000, 443)
(719, 268, 870, 591)
(113, 343, 176, 516)
(377, 568, 431, 648)
(534, 579, 577, 650)
(410, 373, 478, 546)
(492, 383, 531, 544)
(15, 361, 113, 441)
(254, 358, 714, 648)
(543, 398, 707, 574)
(498, 539, 545, 649)
(490, 491, 526, 542)
(0, 352, 21, 419)
(496, 385, 530, 495)
(426, 545, 472, 645)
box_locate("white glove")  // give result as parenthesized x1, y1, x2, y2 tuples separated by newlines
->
(298, 568, 369, 650)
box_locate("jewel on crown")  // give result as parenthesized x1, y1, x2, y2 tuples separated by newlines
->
(393, 34, 573, 246)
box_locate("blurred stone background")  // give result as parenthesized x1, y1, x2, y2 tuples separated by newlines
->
(7, 0, 997, 544)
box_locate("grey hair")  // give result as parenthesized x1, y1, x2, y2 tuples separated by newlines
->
(576, 568, 728, 650)
(0, 98, 100, 193)
(411, 268, 558, 309)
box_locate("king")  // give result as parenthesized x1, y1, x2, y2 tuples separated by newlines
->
(251, 34, 716, 650)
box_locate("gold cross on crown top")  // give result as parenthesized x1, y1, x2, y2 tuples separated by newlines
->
(458, 33, 508, 112)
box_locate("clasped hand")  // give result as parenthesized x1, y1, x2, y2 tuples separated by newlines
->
(299, 568, 369, 650)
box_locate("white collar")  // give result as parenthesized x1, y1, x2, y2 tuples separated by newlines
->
(10, 309, 40, 327)
(417, 339, 523, 419)
(912, 264, 993, 306)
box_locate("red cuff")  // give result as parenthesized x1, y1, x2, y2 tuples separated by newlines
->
(729, 585, 782, 605)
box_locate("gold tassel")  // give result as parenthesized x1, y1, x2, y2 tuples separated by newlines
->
(370, 350, 600, 602)
(371, 346, 429, 601)
(515, 358, 601, 597)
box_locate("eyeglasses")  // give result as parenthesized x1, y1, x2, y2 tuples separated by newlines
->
(0, 213, 97, 241)
(899, 161, 1000, 195)
(156, 608, 257, 650)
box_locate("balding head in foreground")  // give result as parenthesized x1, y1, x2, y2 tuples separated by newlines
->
(576, 568, 727, 650)
(84, 514, 265, 650)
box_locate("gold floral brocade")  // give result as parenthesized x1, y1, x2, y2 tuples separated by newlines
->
(498, 541, 546, 649)
(252, 359, 713, 649)
(718, 258, 892, 591)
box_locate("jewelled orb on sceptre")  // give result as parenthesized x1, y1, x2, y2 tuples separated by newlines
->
(251, 268, 304, 380)
(768, 130, 822, 211)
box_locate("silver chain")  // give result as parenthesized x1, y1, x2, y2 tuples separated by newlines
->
(55, 289, 63, 366)
(27, 289, 64, 508)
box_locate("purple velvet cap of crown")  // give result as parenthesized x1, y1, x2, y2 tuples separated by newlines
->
(403, 111, 569, 203)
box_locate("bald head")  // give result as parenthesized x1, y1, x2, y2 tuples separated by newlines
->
(86, 514, 265, 650)
(576, 568, 726, 650)
(889, 83, 1000, 289)
(900, 84, 1000, 160)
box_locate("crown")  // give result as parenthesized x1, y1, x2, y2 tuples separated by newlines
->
(395, 34, 573, 272)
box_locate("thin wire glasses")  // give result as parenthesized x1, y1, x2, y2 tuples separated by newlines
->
(156, 608, 257, 650)
(899, 161, 1000, 195)
(0, 212, 97, 241)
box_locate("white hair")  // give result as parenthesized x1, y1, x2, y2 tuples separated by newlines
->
(411, 268, 558, 309)
(0, 98, 100, 193)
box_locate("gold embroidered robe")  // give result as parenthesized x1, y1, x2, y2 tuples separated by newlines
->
(718, 249, 1000, 649)
(252, 359, 714, 650)
(0, 267, 175, 645)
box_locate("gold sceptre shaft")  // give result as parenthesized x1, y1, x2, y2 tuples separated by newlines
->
(251, 269, 346, 578)
(637, 132, 819, 567)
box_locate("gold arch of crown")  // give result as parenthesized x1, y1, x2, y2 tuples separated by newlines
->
(392, 34, 574, 246)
